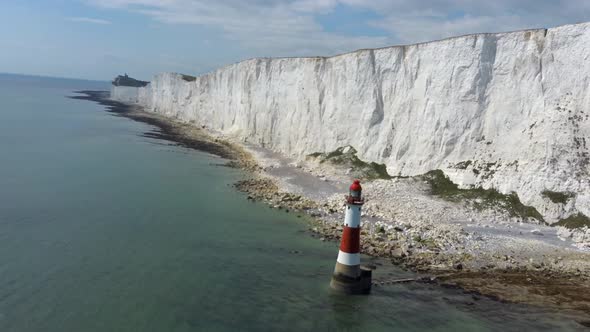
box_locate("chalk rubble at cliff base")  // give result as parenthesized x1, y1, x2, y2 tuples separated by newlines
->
(238, 143, 590, 276)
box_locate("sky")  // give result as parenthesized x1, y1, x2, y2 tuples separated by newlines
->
(1, 0, 589, 81)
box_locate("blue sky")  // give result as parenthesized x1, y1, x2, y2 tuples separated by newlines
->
(1, 0, 589, 81)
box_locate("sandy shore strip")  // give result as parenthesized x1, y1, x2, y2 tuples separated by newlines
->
(73, 90, 590, 320)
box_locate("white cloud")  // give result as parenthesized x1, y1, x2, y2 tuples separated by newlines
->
(370, 14, 527, 44)
(348, 0, 590, 43)
(87, 0, 388, 56)
(67, 16, 112, 24)
(86, 0, 590, 56)
(289, 0, 339, 13)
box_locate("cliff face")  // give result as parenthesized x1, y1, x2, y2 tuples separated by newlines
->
(111, 23, 590, 222)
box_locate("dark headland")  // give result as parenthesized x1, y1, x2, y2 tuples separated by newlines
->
(111, 74, 149, 87)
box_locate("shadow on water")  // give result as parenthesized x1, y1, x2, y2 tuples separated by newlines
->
(68, 90, 236, 160)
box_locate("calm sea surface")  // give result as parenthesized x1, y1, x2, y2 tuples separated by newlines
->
(0, 74, 584, 331)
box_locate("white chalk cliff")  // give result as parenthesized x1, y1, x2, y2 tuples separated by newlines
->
(111, 22, 590, 223)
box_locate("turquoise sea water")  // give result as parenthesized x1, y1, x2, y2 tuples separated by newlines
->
(0, 74, 584, 331)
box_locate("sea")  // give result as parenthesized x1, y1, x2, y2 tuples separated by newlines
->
(0, 73, 584, 331)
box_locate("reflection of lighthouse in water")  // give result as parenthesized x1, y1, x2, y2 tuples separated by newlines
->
(330, 180, 372, 294)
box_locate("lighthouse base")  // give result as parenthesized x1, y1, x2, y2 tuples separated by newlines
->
(330, 266, 372, 294)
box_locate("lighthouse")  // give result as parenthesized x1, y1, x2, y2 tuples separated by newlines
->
(330, 180, 372, 294)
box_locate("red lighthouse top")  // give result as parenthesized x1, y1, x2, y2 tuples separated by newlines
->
(347, 179, 364, 205)
(350, 180, 362, 192)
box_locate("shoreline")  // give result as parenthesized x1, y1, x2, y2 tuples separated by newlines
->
(73, 90, 590, 321)
(70, 90, 241, 161)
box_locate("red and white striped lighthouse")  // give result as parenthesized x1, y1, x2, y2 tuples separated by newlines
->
(330, 180, 372, 294)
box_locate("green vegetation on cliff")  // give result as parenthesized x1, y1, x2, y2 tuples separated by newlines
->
(541, 190, 574, 204)
(421, 170, 544, 222)
(554, 213, 590, 229)
(307, 146, 392, 180)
